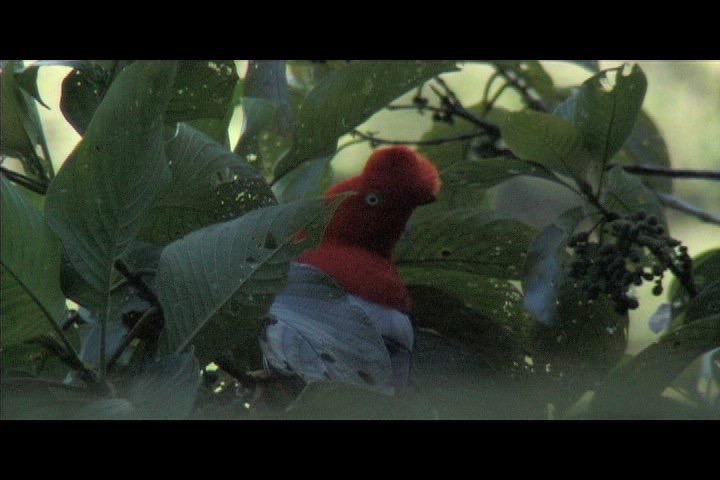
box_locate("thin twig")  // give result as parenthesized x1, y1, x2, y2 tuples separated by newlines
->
(113, 259, 160, 306)
(0, 166, 49, 194)
(656, 192, 720, 226)
(495, 66, 549, 112)
(106, 305, 161, 371)
(480, 71, 502, 112)
(610, 164, 720, 181)
(429, 77, 502, 136)
(352, 130, 486, 147)
(482, 81, 511, 116)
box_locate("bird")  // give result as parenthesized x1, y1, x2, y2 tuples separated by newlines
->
(260, 146, 441, 395)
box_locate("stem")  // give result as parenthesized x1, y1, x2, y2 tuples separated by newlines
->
(113, 259, 160, 306)
(106, 305, 160, 371)
(638, 234, 698, 298)
(656, 192, 720, 226)
(610, 164, 720, 181)
(0, 166, 48, 194)
(429, 78, 502, 137)
(495, 66, 549, 112)
(482, 82, 511, 116)
(480, 71, 501, 112)
(352, 130, 486, 147)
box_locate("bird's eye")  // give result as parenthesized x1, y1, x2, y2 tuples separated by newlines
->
(365, 193, 382, 206)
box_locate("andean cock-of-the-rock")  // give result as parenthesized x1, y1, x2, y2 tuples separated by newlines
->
(260, 146, 442, 395)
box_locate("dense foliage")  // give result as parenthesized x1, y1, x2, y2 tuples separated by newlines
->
(1, 60, 718, 419)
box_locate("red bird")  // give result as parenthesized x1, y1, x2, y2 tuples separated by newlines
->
(260, 146, 441, 394)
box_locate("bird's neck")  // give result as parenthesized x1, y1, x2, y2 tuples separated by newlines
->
(298, 242, 412, 313)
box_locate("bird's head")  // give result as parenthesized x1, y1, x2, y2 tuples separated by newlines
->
(321, 146, 441, 257)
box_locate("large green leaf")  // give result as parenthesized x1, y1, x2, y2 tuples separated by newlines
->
(1, 61, 52, 179)
(403, 269, 532, 373)
(668, 248, 720, 317)
(13, 64, 50, 109)
(0, 377, 101, 420)
(271, 155, 334, 203)
(574, 64, 647, 165)
(242, 61, 294, 136)
(60, 61, 238, 138)
(500, 110, 590, 179)
(1, 177, 66, 370)
(283, 381, 434, 420)
(441, 157, 569, 190)
(138, 123, 276, 245)
(156, 197, 342, 367)
(46, 61, 176, 320)
(60, 61, 130, 135)
(613, 110, 672, 192)
(120, 352, 201, 419)
(601, 165, 665, 225)
(274, 60, 459, 179)
(395, 208, 538, 280)
(165, 61, 238, 123)
(522, 207, 584, 326)
(590, 314, 720, 418)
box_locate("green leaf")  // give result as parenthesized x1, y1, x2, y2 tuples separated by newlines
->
(121, 352, 201, 419)
(602, 165, 665, 225)
(274, 60, 459, 179)
(46, 61, 176, 318)
(1, 61, 52, 178)
(271, 155, 334, 203)
(684, 282, 720, 323)
(575, 64, 647, 164)
(590, 314, 720, 418)
(522, 207, 584, 325)
(403, 269, 532, 372)
(500, 110, 589, 179)
(0, 376, 100, 420)
(395, 208, 538, 280)
(138, 123, 276, 245)
(242, 61, 294, 136)
(493, 60, 556, 103)
(283, 382, 434, 420)
(612, 110, 672, 192)
(70, 398, 135, 420)
(166, 60, 239, 123)
(13, 65, 49, 109)
(237, 97, 278, 145)
(441, 157, 569, 190)
(60, 61, 130, 135)
(669, 248, 720, 312)
(1, 177, 66, 369)
(156, 197, 343, 367)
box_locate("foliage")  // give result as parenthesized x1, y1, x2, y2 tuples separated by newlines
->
(1, 60, 718, 419)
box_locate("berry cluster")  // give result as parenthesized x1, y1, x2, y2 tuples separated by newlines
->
(567, 211, 694, 314)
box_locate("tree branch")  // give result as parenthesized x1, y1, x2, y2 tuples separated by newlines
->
(656, 192, 720, 226)
(352, 129, 487, 147)
(0, 166, 48, 194)
(106, 305, 161, 371)
(113, 259, 160, 306)
(610, 164, 720, 181)
(495, 66, 550, 112)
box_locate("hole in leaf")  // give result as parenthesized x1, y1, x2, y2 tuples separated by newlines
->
(320, 353, 336, 363)
(357, 370, 375, 386)
(264, 233, 278, 249)
(440, 248, 452, 258)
